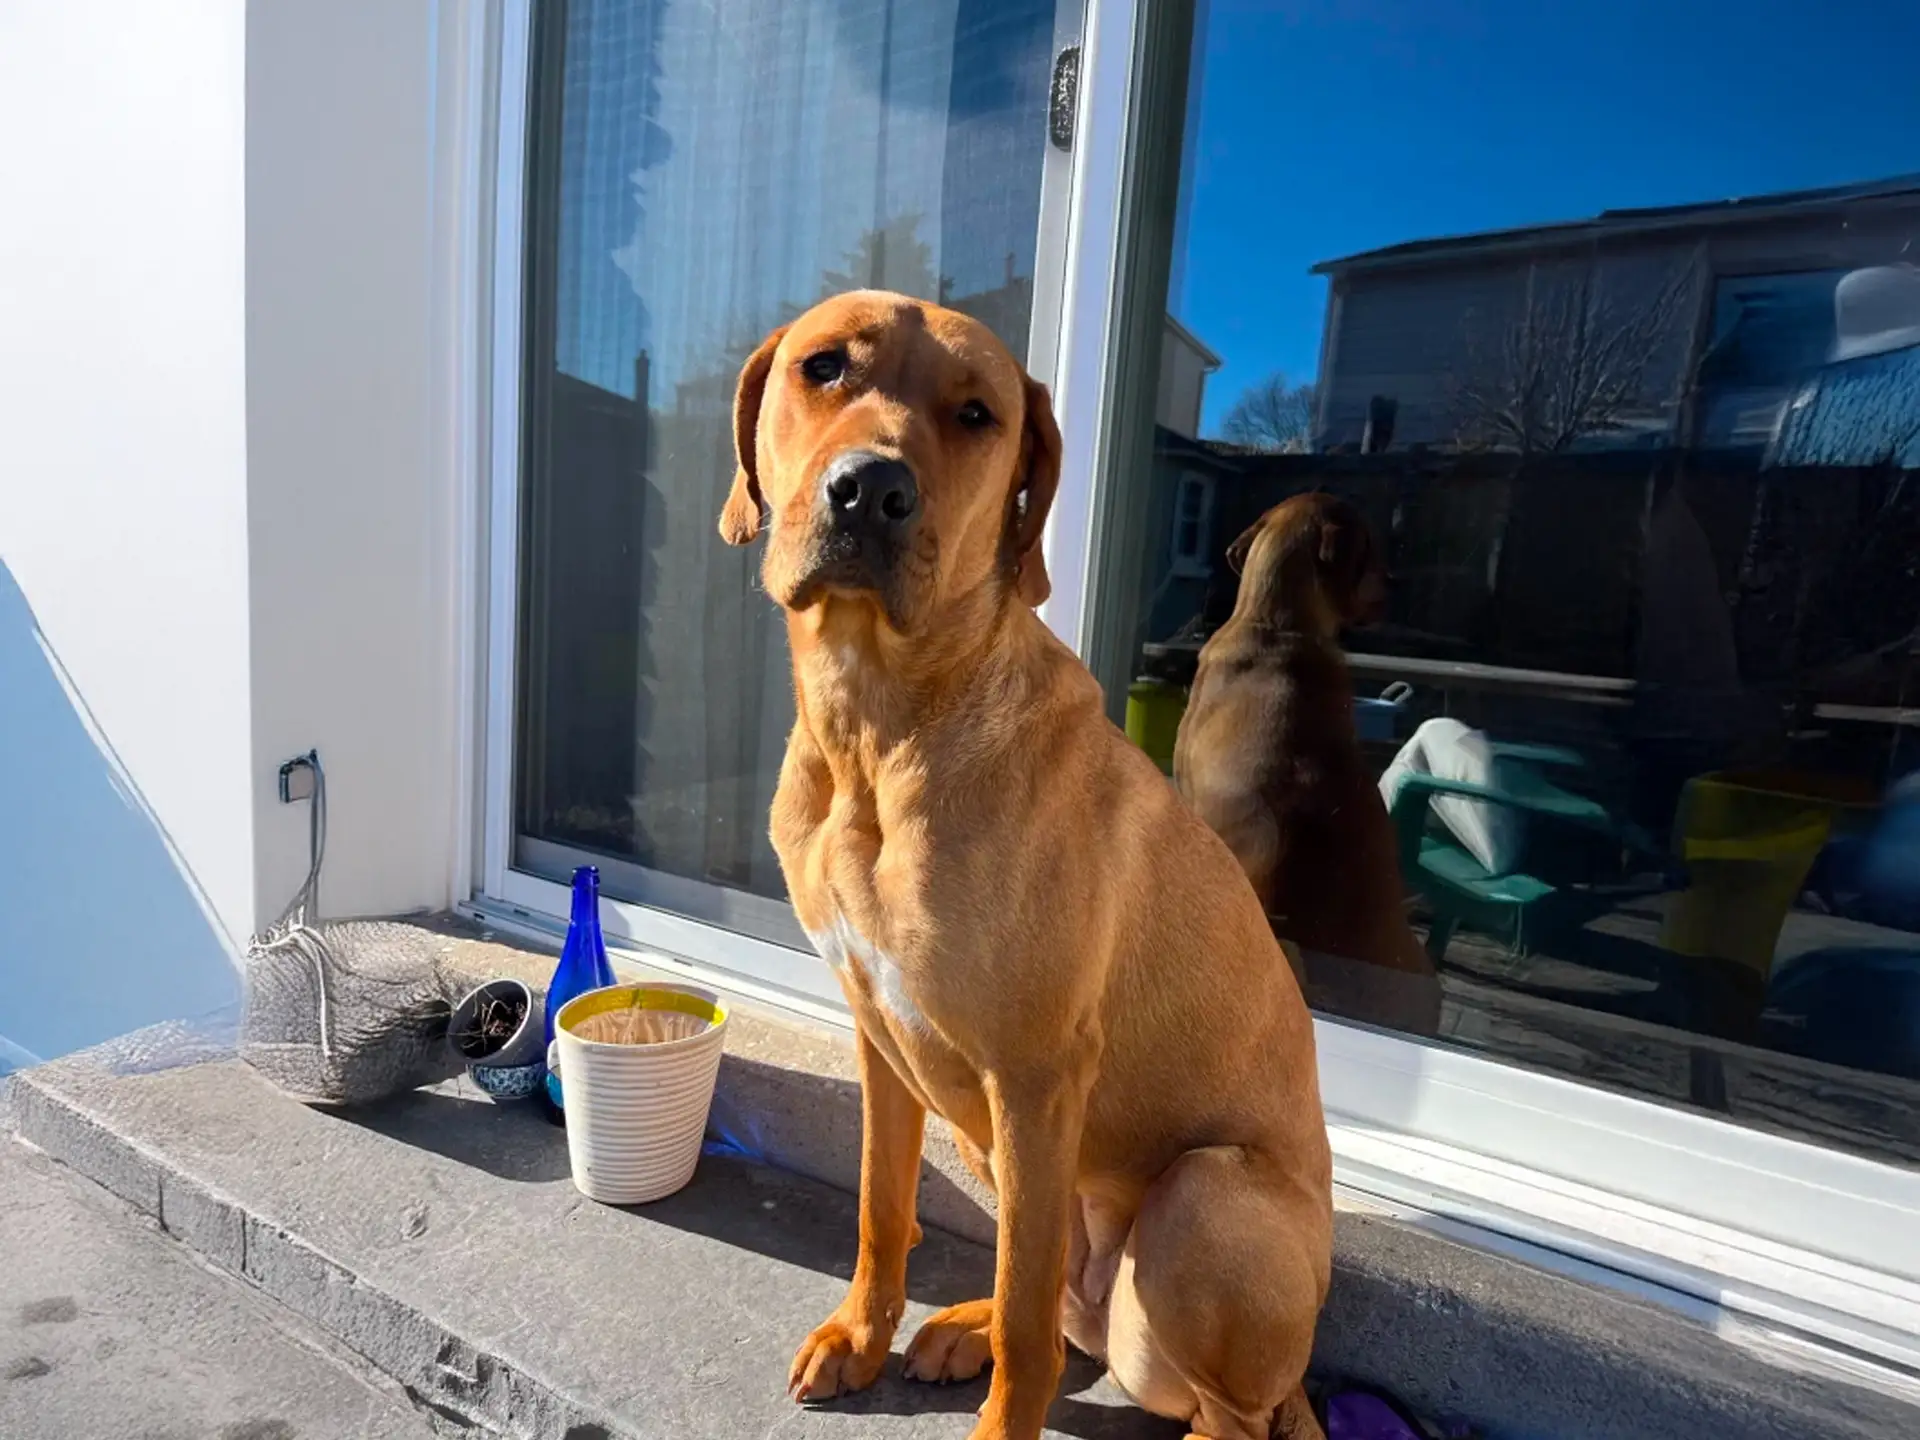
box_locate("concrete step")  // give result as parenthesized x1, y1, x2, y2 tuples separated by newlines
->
(6, 1049, 1160, 1440)
(9, 1003, 1918, 1440)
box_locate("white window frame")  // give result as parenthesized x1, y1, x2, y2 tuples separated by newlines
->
(465, 0, 1920, 1372)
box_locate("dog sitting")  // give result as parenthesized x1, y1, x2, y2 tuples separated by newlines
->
(719, 291, 1334, 1440)
(1173, 494, 1439, 1035)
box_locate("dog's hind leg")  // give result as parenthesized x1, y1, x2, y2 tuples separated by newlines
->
(1103, 1146, 1329, 1440)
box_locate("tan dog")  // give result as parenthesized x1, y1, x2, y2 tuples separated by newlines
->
(1173, 496, 1437, 1033)
(718, 291, 1332, 1440)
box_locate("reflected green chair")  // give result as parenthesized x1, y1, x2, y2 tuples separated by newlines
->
(1386, 743, 1662, 963)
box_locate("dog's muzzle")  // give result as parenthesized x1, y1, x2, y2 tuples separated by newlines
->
(793, 449, 920, 593)
(820, 450, 919, 539)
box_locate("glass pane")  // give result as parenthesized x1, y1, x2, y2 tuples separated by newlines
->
(514, 0, 1065, 943)
(1098, 0, 1920, 1168)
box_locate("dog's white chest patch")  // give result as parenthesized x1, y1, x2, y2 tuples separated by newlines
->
(805, 914, 930, 1034)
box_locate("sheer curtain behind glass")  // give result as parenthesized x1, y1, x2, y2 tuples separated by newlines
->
(515, 0, 1058, 939)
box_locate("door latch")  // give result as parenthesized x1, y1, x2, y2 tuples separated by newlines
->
(1049, 45, 1080, 151)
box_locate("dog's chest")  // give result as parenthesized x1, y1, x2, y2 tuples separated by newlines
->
(807, 908, 986, 1130)
(805, 912, 933, 1037)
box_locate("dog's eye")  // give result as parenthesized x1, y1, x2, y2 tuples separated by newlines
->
(956, 399, 995, 430)
(800, 350, 846, 386)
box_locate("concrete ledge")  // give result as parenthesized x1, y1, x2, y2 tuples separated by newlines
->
(10, 918, 1919, 1440)
(9, 1050, 1145, 1440)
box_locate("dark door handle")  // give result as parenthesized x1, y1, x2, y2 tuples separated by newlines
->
(1050, 45, 1081, 151)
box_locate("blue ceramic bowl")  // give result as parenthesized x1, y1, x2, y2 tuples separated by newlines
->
(467, 1059, 546, 1102)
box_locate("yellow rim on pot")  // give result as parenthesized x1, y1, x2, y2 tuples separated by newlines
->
(556, 984, 726, 1048)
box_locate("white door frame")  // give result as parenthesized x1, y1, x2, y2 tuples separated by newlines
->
(466, 0, 1920, 1372)
(1032, 0, 1136, 651)
(478, 0, 531, 921)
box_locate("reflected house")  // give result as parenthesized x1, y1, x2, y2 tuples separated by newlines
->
(1096, 315, 1230, 667)
(1166, 175, 1920, 701)
(1134, 319, 1230, 646)
(1114, 181, 1920, 1104)
(1157, 313, 1222, 439)
(1312, 173, 1920, 456)
(1129, 177, 1920, 837)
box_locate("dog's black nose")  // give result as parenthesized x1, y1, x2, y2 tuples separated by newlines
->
(820, 451, 918, 534)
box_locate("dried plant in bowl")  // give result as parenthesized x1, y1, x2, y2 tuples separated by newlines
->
(446, 978, 544, 1069)
(453, 989, 530, 1059)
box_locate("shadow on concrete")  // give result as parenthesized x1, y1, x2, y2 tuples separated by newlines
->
(633, 1154, 1179, 1440)
(334, 1078, 1175, 1440)
(0, 561, 239, 1063)
(346, 1086, 575, 1184)
(641, 1150, 992, 1308)
(801, 1350, 1176, 1440)
(710, 1053, 998, 1244)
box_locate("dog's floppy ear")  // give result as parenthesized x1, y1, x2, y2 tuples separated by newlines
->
(1312, 500, 1386, 621)
(1010, 375, 1062, 607)
(1314, 498, 1368, 582)
(1316, 515, 1344, 567)
(718, 325, 788, 546)
(1225, 516, 1265, 576)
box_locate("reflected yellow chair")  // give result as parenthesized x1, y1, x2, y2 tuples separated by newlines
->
(1662, 771, 1877, 986)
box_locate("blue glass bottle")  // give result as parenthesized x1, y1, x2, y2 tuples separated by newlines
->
(543, 865, 616, 1123)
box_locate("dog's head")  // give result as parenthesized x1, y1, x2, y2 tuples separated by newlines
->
(1224, 492, 1388, 636)
(717, 291, 1061, 637)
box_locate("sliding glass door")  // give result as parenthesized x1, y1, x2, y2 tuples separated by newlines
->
(490, 0, 1920, 1356)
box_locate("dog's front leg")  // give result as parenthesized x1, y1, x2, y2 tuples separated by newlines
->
(789, 1022, 926, 1401)
(972, 1066, 1091, 1440)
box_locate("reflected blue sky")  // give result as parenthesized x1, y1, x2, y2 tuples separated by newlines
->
(1174, 0, 1920, 433)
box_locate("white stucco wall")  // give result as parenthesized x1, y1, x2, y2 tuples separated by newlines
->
(0, 0, 254, 1061)
(245, 0, 474, 929)
(0, 1, 481, 1067)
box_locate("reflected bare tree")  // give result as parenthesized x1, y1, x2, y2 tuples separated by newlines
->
(1219, 372, 1318, 452)
(819, 214, 948, 303)
(1451, 260, 1698, 454)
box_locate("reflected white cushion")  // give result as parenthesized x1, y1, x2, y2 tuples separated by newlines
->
(1379, 717, 1527, 876)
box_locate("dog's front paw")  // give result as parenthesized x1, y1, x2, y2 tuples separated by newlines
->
(903, 1298, 994, 1383)
(788, 1316, 889, 1403)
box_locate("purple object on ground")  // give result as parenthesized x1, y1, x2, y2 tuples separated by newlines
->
(1326, 1390, 1427, 1440)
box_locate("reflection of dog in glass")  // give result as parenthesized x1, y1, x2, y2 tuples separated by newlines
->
(1174, 494, 1439, 1034)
